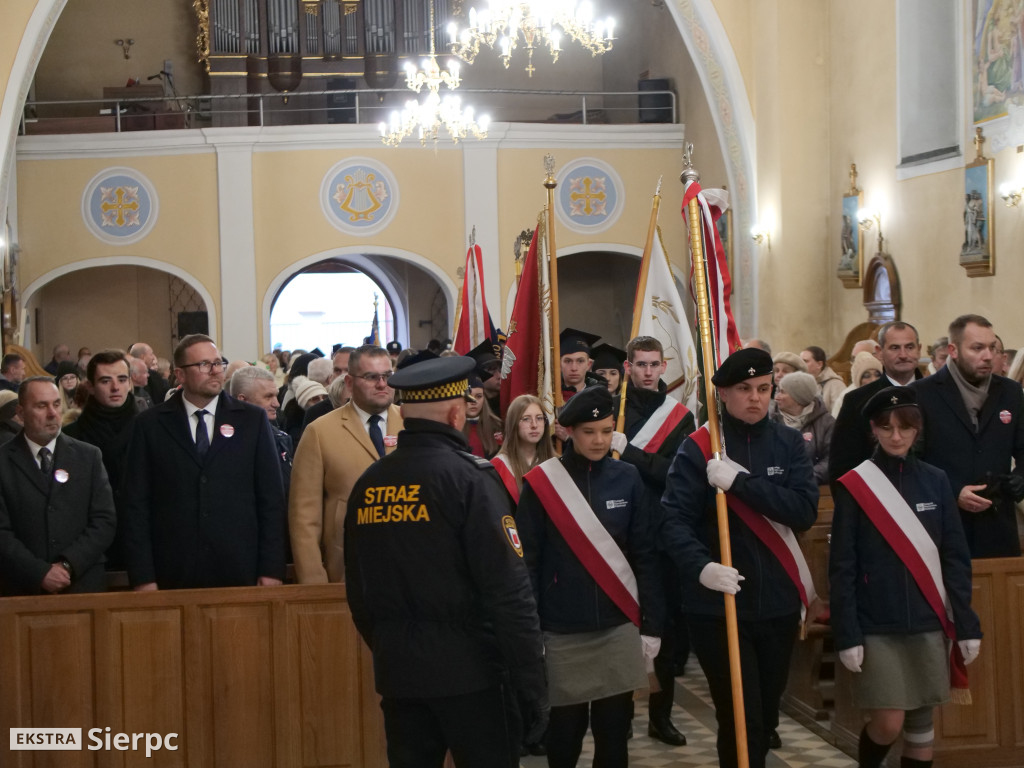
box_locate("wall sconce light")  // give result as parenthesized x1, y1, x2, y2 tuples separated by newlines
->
(857, 207, 884, 251)
(114, 38, 135, 60)
(999, 181, 1022, 207)
(750, 225, 771, 251)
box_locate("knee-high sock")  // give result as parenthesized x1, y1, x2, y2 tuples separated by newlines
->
(858, 726, 893, 768)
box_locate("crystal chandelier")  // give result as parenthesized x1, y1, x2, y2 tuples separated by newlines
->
(379, 0, 490, 146)
(447, 1, 615, 77)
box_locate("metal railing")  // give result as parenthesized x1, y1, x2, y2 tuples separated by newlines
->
(20, 87, 677, 135)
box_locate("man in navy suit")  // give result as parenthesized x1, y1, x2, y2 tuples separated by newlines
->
(0, 377, 116, 595)
(123, 334, 286, 590)
(912, 314, 1024, 558)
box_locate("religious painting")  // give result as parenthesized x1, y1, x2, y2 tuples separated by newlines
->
(961, 156, 996, 276)
(837, 190, 863, 288)
(715, 208, 733, 276)
(972, 0, 1024, 124)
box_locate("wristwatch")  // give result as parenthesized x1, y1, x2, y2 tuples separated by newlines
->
(58, 558, 74, 579)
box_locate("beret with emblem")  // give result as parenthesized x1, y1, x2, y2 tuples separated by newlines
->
(389, 355, 476, 404)
(862, 385, 918, 421)
(711, 347, 774, 387)
(558, 385, 614, 427)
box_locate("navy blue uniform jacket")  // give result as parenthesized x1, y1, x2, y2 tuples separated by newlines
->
(661, 411, 818, 620)
(829, 450, 981, 650)
(123, 390, 287, 588)
(911, 367, 1024, 558)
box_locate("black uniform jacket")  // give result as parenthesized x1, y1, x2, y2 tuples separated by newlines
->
(828, 374, 892, 486)
(344, 418, 545, 700)
(123, 390, 287, 588)
(911, 367, 1024, 558)
(829, 449, 982, 651)
(517, 441, 664, 637)
(0, 432, 116, 595)
(661, 410, 819, 620)
(618, 380, 696, 495)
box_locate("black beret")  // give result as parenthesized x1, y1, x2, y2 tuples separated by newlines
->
(591, 343, 626, 371)
(389, 356, 476, 404)
(560, 327, 600, 357)
(558, 385, 614, 426)
(711, 348, 774, 387)
(862, 386, 918, 421)
(386, 340, 402, 355)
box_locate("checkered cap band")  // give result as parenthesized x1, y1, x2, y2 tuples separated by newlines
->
(397, 378, 470, 403)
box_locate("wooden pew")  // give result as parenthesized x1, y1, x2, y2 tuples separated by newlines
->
(0, 584, 388, 767)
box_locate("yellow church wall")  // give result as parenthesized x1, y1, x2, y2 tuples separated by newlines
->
(15, 151, 221, 310)
(0, 2, 37, 117)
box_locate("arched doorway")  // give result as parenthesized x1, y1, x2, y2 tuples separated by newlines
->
(263, 249, 457, 356)
(21, 260, 213, 363)
(556, 249, 642, 347)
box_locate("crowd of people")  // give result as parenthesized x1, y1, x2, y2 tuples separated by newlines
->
(0, 312, 1019, 768)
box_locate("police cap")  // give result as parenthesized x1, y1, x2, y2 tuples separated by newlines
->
(389, 356, 476, 404)
(590, 343, 626, 371)
(558, 385, 614, 426)
(560, 327, 600, 357)
(862, 385, 918, 421)
(386, 340, 402, 355)
(711, 348, 774, 387)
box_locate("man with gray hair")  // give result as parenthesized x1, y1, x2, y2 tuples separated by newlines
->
(129, 357, 154, 411)
(230, 365, 293, 499)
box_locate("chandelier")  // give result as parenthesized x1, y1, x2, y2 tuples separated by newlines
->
(379, 0, 490, 146)
(447, 1, 615, 77)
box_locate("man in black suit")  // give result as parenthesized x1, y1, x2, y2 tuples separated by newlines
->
(911, 314, 1024, 558)
(123, 334, 287, 590)
(0, 377, 116, 595)
(828, 321, 922, 486)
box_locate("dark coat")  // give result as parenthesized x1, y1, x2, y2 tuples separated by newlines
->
(517, 441, 664, 637)
(772, 397, 834, 484)
(123, 390, 287, 589)
(828, 374, 893, 486)
(344, 418, 545, 700)
(618, 379, 696, 495)
(830, 450, 981, 650)
(661, 411, 819, 620)
(0, 433, 116, 595)
(911, 366, 1024, 558)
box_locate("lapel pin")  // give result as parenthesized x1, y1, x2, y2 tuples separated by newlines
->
(220, 424, 235, 438)
(383, 435, 397, 447)
(54, 469, 70, 484)
(1000, 410, 1012, 424)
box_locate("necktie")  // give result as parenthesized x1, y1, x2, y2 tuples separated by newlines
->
(194, 410, 210, 459)
(38, 446, 53, 478)
(368, 414, 386, 458)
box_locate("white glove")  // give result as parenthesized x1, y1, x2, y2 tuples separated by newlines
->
(611, 431, 628, 455)
(839, 645, 864, 673)
(707, 458, 746, 491)
(958, 639, 981, 666)
(641, 635, 661, 663)
(699, 562, 744, 594)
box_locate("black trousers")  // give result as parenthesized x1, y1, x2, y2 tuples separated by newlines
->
(650, 555, 685, 719)
(546, 691, 633, 768)
(688, 612, 799, 768)
(380, 685, 521, 768)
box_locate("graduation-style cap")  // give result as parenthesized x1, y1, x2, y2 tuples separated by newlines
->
(310, 347, 325, 358)
(467, 340, 502, 381)
(590, 343, 626, 372)
(559, 327, 600, 357)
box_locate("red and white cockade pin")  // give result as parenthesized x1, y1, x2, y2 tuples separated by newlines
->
(220, 424, 235, 438)
(383, 435, 398, 447)
(54, 469, 70, 484)
(1000, 410, 1012, 424)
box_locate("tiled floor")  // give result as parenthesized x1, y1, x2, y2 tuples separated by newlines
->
(522, 663, 856, 768)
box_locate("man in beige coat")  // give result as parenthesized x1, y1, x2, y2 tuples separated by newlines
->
(289, 345, 403, 583)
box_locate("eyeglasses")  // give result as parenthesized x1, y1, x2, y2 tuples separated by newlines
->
(630, 361, 662, 369)
(355, 372, 393, 384)
(519, 415, 546, 425)
(179, 360, 226, 374)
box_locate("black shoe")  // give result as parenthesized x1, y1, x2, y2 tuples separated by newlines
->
(526, 743, 547, 756)
(768, 729, 782, 749)
(648, 718, 687, 746)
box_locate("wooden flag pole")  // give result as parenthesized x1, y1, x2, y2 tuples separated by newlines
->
(614, 178, 663, 447)
(681, 145, 750, 768)
(543, 155, 564, 453)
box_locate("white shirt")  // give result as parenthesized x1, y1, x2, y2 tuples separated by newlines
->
(25, 434, 59, 469)
(183, 395, 219, 445)
(350, 401, 388, 437)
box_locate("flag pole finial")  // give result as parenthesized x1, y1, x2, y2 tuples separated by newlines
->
(681, 142, 700, 184)
(655, 175, 663, 198)
(469, 225, 476, 248)
(543, 153, 557, 188)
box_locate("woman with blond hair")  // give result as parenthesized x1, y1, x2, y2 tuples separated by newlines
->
(492, 394, 553, 503)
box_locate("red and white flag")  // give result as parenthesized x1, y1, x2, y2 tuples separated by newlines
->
(452, 243, 497, 355)
(682, 182, 742, 366)
(500, 223, 554, 420)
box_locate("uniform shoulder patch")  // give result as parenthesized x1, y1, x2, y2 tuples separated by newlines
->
(501, 514, 524, 558)
(457, 450, 495, 470)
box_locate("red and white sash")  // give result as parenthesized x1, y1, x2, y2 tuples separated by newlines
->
(629, 399, 690, 454)
(690, 427, 818, 614)
(838, 460, 970, 700)
(525, 458, 641, 626)
(491, 454, 520, 504)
